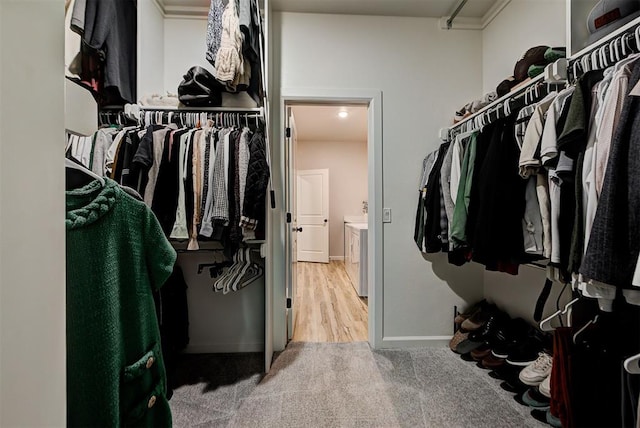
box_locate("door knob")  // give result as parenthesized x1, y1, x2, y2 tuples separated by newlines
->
(293, 227, 303, 232)
(324, 219, 328, 223)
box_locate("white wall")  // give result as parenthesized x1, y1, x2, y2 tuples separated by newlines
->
(138, 0, 166, 98)
(0, 0, 66, 425)
(65, 80, 97, 135)
(163, 18, 257, 107)
(272, 12, 485, 348)
(297, 140, 368, 259)
(481, 0, 568, 320)
(177, 254, 265, 353)
(163, 18, 211, 95)
(484, 267, 572, 325)
(482, 0, 567, 94)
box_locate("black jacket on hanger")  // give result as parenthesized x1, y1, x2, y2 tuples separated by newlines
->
(470, 115, 527, 274)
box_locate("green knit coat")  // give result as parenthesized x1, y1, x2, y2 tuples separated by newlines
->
(66, 179, 177, 427)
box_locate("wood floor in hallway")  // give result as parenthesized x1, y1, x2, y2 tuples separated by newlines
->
(292, 261, 368, 343)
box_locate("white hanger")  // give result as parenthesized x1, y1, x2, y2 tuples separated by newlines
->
(622, 33, 631, 56)
(634, 25, 640, 52)
(581, 55, 591, 73)
(593, 50, 601, 70)
(610, 39, 620, 64)
(624, 353, 640, 374)
(539, 297, 580, 331)
(572, 60, 581, 82)
(598, 46, 607, 68)
(65, 158, 105, 186)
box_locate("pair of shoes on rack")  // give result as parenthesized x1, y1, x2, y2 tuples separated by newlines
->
(461, 303, 497, 331)
(491, 322, 551, 367)
(449, 301, 497, 354)
(519, 352, 552, 386)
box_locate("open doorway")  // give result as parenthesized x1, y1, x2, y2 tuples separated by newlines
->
(286, 103, 369, 343)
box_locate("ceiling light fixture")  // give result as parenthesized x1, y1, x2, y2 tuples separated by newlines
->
(338, 110, 349, 119)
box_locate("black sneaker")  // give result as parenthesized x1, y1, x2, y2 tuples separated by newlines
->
(490, 318, 530, 358)
(468, 311, 510, 343)
(506, 328, 551, 367)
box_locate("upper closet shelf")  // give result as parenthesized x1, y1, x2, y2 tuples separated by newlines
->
(441, 15, 640, 141)
(138, 105, 264, 113)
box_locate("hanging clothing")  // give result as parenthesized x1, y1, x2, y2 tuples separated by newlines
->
(82, 0, 137, 103)
(214, 0, 244, 86)
(470, 115, 527, 274)
(518, 92, 558, 178)
(170, 131, 192, 240)
(423, 143, 450, 253)
(449, 132, 477, 250)
(414, 149, 440, 252)
(153, 129, 184, 235)
(66, 179, 175, 427)
(241, 130, 270, 240)
(581, 59, 640, 289)
(206, 0, 225, 66)
(201, 130, 219, 238)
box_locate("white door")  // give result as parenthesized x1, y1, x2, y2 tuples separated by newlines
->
(284, 107, 299, 341)
(296, 169, 330, 263)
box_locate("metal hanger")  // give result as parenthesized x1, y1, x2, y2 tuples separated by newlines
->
(539, 297, 580, 331)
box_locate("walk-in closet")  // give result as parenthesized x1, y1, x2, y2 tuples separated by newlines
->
(1, 0, 640, 427)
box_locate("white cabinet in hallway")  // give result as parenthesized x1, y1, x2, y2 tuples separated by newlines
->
(344, 222, 368, 297)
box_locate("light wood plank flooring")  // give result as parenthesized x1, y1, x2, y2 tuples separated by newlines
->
(292, 261, 368, 343)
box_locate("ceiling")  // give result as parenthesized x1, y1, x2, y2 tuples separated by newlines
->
(271, 0, 497, 19)
(160, 0, 500, 19)
(291, 105, 368, 142)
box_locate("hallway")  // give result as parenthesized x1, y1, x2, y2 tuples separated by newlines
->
(292, 261, 368, 342)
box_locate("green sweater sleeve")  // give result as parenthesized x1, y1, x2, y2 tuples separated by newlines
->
(450, 133, 477, 249)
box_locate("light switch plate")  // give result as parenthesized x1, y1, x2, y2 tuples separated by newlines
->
(383, 208, 392, 223)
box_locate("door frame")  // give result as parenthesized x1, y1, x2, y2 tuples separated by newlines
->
(278, 88, 383, 349)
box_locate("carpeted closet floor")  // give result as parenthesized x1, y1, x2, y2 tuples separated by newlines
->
(169, 342, 547, 428)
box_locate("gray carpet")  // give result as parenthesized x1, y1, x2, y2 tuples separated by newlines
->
(169, 343, 548, 428)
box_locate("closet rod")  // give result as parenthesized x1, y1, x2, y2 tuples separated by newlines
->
(446, 0, 469, 29)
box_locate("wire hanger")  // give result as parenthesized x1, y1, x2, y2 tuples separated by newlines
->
(539, 297, 580, 331)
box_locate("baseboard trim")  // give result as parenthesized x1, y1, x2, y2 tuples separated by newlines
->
(379, 335, 451, 349)
(184, 343, 264, 354)
(329, 256, 344, 261)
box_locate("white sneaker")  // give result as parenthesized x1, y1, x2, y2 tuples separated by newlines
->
(539, 373, 551, 398)
(519, 352, 552, 386)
